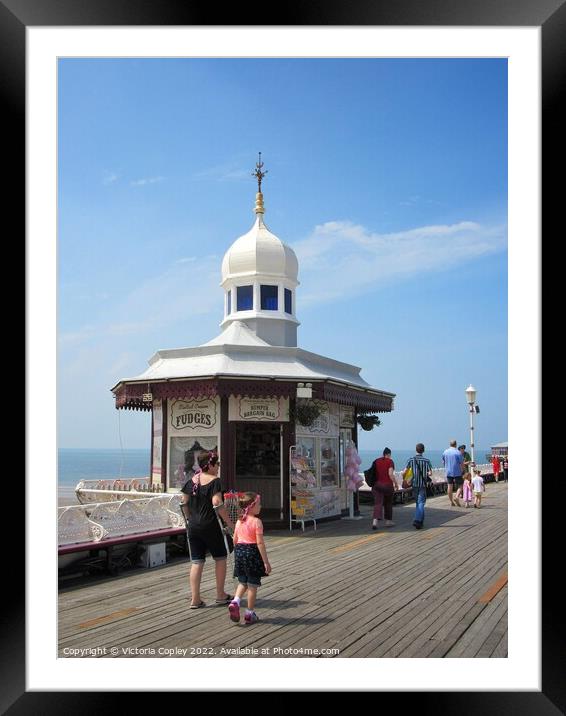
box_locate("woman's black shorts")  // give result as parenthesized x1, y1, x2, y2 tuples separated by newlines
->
(188, 525, 227, 563)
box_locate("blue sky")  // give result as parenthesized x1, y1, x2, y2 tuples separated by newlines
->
(58, 58, 507, 451)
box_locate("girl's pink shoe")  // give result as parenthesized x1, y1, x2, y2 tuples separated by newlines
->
(228, 601, 240, 623)
(244, 611, 259, 624)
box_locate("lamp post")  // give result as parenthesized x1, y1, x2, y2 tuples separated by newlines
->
(465, 385, 477, 468)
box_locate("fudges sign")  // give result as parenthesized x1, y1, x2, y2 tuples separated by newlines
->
(170, 398, 218, 433)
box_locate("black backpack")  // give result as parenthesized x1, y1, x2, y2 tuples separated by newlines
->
(364, 461, 377, 488)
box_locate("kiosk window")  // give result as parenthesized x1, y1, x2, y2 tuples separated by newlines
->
(320, 438, 339, 488)
(261, 285, 278, 310)
(237, 285, 253, 311)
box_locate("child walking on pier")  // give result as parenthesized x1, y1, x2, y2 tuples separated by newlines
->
(228, 493, 271, 625)
(472, 469, 485, 508)
(462, 473, 474, 508)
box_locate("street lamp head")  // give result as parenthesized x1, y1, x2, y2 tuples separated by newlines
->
(465, 384, 477, 405)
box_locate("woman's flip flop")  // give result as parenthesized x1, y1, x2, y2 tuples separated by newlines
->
(214, 595, 233, 604)
(189, 601, 206, 609)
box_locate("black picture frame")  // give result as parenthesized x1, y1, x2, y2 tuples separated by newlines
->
(10, 0, 557, 710)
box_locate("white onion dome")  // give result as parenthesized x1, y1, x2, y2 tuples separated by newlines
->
(221, 193, 299, 286)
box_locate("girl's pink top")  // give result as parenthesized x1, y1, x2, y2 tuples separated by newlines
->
(234, 515, 264, 544)
(463, 480, 473, 500)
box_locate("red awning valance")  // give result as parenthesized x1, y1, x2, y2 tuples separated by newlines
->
(114, 378, 394, 413)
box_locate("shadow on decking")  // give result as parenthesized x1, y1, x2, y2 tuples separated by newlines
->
(230, 615, 332, 626)
(267, 509, 481, 539)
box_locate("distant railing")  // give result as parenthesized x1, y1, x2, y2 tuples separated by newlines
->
(75, 477, 163, 504)
(359, 464, 492, 491)
(58, 494, 184, 546)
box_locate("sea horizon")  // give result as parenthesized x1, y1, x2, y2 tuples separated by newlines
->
(58, 445, 493, 488)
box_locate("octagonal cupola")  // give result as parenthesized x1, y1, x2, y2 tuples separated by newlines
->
(220, 154, 300, 347)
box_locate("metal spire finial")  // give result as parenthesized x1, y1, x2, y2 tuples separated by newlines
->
(252, 152, 268, 193)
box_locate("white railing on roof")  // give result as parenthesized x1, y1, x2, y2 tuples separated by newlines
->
(58, 494, 184, 546)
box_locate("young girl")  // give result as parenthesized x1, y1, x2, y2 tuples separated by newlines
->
(462, 473, 474, 508)
(472, 469, 485, 508)
(228, 493, 271, 625)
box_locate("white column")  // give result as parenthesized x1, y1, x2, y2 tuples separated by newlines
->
(469, 405, 475, 466)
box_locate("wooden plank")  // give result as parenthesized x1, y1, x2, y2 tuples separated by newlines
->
(61, 532, 502, 648)
(422, 571, 507, 659)
(334, 513, 508, 657)
(340, 555, 508, 658)
(473, 596, 508, 658)
(401, 557, 509, 658)
(444, 588, 508, 657)
(329, 533, 387, 554)
(490, 630, 508, 658)
(78, 607, 142, 629)
(478, 572, 508, 603)
(58, 482, 509, 658)
(271, 537, 503, 656)
(61, 532, 506, 648)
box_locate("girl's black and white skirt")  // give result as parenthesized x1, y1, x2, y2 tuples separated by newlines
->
(233, 543, 267, 586)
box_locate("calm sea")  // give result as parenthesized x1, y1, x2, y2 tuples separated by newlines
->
(58, 446, 491, 495)
(58, 448, 150, 499)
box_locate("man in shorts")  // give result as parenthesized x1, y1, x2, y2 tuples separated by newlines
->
(443, 439, 463, 507)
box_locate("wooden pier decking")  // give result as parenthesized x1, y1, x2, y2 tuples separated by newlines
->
(58, 482, 508, 658)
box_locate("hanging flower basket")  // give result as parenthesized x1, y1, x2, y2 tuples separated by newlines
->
(289, 401, 323, 427)
(357, 414, 381, 431)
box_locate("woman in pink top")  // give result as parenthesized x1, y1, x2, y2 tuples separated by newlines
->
(228, 492, 271, 625)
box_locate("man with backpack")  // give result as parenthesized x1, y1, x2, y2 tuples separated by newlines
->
(369, 448, 396, 531)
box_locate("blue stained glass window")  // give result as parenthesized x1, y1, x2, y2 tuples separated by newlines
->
(237, 285, 253, 311)
(261, 285, 278, 310)
(284, 288, 292, 314)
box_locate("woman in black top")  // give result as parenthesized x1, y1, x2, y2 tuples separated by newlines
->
(180, 451, 235, 609)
